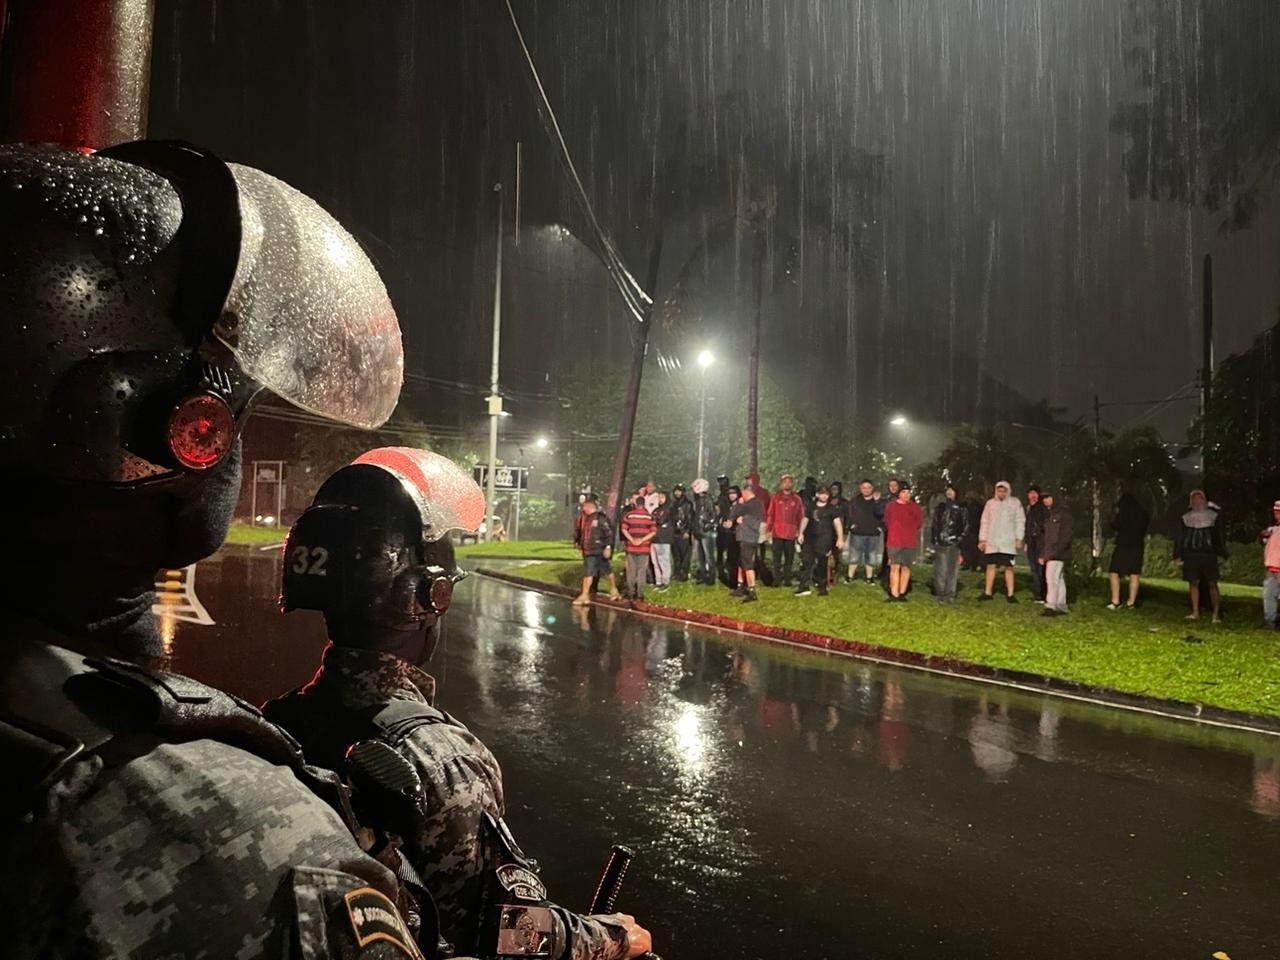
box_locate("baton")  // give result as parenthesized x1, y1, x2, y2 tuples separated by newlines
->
(588, 844, 663, 960)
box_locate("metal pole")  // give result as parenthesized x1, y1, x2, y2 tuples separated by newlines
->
(485, 183, 503, 541)
(1091, 393, 1102, 574)
(747, 238, 764, 477)
(0, 0, 154, 148)
(1201, 253, 1213, 479)
(696, 376, 707, 479)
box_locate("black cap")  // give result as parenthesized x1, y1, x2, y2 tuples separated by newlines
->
(673, 482, 685, 491)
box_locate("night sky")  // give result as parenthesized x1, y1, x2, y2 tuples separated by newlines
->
(148, 1, 1280, 451)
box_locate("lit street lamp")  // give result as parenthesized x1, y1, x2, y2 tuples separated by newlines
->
(535, 436, 549, 450)
(696, 350, 715, 478)
(890, 414, 908, 427)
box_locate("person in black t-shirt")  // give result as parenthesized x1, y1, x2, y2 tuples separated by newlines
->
(730, 485, 765, 602)
(795, 486, 845, 596)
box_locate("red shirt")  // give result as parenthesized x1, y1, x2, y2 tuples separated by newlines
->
(620, 507, 656, 554)
(883, 498, 924, 549)
(766, 491, 805, 540)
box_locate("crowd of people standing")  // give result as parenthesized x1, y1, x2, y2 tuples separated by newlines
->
(574, 473, 1280, 629)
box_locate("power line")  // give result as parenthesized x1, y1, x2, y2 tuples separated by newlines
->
(503, 0, 651, 324)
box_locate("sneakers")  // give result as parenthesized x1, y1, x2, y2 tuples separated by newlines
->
(571, 595, 590, 607)
(816, 586, 829, 596)
(883, 595, 898, 604)
(794, 587, 812, 597)
(978, 593, 994, 602)
(864, 577, 876, 585)
(1034, 599, 1045, 605)
(741, 589, 758, 603)
(1106, 602, 1119, 610)
(1041, 608, 1063, 618)
(1006, 595, 1019, 604)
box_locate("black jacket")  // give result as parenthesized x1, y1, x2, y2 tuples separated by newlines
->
(669, 494, 695, 535)
(846, 496, 883, 536)
(931, 499, 969, 546)
(1173, 508, 1228, 561)
(1025, 501, 1048, 546)
(582, 513, 613, 556)
(652, 503, 674, 544)
(693, 493, 717, 536)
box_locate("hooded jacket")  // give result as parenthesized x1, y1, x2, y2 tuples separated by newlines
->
(978, 483, 1026, 555)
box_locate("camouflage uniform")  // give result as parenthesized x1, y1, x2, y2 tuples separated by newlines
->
(264, 644, 630, 960)
(1, 627, 420, 960)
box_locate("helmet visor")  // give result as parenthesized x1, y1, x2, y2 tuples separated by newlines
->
(216, 164, 403, 428)
(351, 447, 487, 540)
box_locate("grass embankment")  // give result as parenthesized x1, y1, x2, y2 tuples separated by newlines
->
(501, 557, 1279, 718)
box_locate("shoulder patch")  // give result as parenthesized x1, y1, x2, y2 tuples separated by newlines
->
(343, 886, 425, 959)
(495, 863, 547, 902)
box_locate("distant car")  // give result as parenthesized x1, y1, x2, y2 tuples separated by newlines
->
(457, 516, 505, 546)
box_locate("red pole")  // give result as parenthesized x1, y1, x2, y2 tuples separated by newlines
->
(0, 0, 154, 148)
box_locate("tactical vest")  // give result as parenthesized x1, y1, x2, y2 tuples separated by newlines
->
(265, 691, 562, 959)
(0, 634, 431, 960)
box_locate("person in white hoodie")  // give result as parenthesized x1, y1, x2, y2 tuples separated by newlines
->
(978, 480, 1026, 603)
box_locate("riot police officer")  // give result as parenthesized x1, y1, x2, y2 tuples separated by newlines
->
(0, 141, 417, 957)
(264, 448, 655, 960)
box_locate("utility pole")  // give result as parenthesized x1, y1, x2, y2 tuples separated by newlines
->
(604, 222, 665, 522)
(1091, 392, 1102, 573)
(1201, 253, 1214, 480)
(747, 237, 764, 477)
(484, 182, 503, 541)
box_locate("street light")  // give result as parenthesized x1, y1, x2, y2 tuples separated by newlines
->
(696, 350, 714, 478)
(535, 436, 549, 450)
(890, 414, 908, 427)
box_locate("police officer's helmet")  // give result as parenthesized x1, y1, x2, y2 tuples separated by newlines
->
(0, 141, 402, 485)
(282, 449, 486, 627)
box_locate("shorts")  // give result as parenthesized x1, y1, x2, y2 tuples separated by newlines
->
(738, 542, 758, 568)
(1182, 555, 1219, 583)
(584, 554, 611, 578)
(985, 552, 1016, 568)
(848, 534, 883, 567)
(887, 546, 918, 566)
(1108, 543, 1145, 577)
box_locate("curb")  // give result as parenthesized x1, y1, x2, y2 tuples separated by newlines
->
(474, 566, 1280, 738)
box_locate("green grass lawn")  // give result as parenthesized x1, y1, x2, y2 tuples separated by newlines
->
(498, 558, 1280, 718)
(225, 522, 289, 545)
(455, 539, 580, 561)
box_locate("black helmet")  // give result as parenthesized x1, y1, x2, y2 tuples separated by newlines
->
(0, 141, 402, 485)
(281, 448, 485, 629)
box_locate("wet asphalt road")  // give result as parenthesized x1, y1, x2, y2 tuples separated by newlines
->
(165, 547, 1280, 960)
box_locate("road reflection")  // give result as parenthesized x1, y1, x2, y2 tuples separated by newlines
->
(169, 550, 1280, 958)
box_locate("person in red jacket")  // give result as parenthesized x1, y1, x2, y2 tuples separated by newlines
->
(883, 482, 924, 602)
(765, 473, 805, 587)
